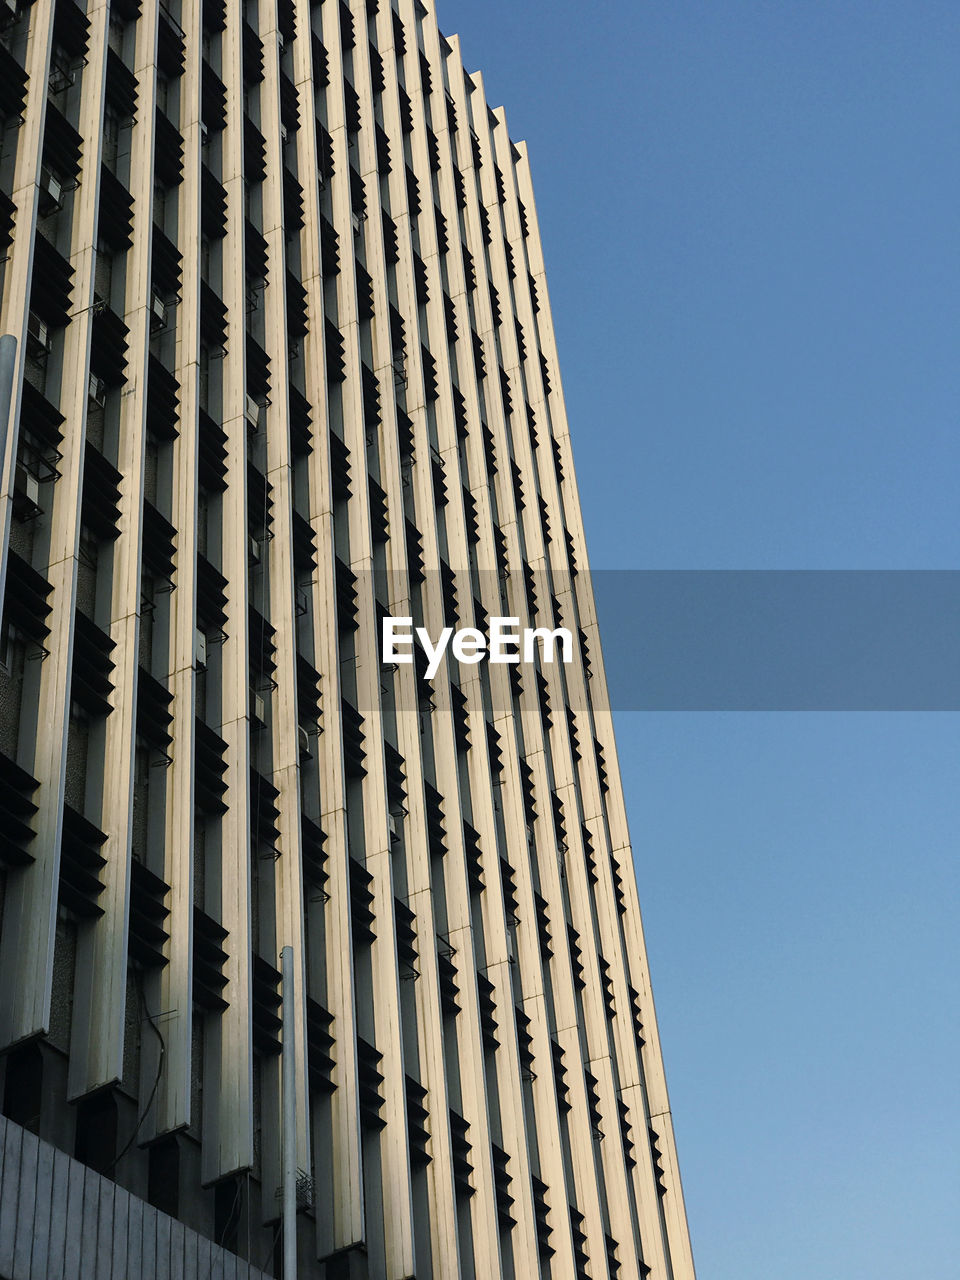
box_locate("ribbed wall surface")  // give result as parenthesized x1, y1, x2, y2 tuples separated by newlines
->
(0, 1112, 273, 1280)
(0, 0, 695, 1277)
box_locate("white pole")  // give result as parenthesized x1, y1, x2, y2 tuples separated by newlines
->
(280, 944, 297, 1280)
(0, 334, 18, 619)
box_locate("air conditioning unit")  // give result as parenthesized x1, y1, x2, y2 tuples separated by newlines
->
(251, 690, 266, 724)
(1, 0, 20, 26)
(351, 210, 362, 236)
(194, 628, 208, 670)
(38, 166, 63, 216)
(200, 120, 209, 145)
(151, 293, 167, 330)
(248, 535, 261, 565)
(388, 812, 401, 843)
(88, 373, 106, 407)
(298, 725, 311, 757)
(245, 393, 261, 430)
(26, 313, 50, 357)
(277, 32, 285, 54)
(280, 123, 288, 144)
(14, 464, 40, 510)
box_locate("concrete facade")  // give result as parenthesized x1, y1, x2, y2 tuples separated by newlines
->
(0, 0, 696, 1276)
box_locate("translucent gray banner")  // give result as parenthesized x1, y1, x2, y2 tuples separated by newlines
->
(363, 569, 959, 712)
(591, 570, 960, 710)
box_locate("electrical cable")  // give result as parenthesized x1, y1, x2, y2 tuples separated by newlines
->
(103, 964, 166, 1175)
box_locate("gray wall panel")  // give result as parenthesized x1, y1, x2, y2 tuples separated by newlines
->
(28, 1138, 54, 1280)
(157, 1209, 173, 1280)
(195, 1234, 213, 1279)
(63, 1160, 85, 1278)
(141, 1203, 160, 1280)
(45, 1149, 72, 1280)
(94, 1180, 116, 1280)
(169, 1218, 186, 1280)
(11, 1121, 35, 1278)
(181, 1221, 198, 1280)
(109, 1185, 130, 1280)
(0, 1117, 270, 1280)
(0, 1119, 22, 1277)
(125, 1189, 143, 1278)
(78, 1170, 100, 1276)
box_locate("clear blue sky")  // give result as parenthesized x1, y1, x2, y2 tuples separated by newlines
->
(440, 3, 960, 1277)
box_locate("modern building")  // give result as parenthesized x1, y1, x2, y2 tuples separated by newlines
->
(0, 0, 695, 1277)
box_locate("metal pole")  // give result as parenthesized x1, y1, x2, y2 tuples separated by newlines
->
(280, 944, 297, 1280)
(0, 333, 19, 619)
